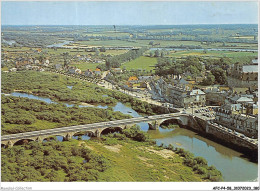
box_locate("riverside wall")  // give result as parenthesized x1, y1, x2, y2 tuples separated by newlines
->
(142, 103, 257, 159)
(185, 115, 258, 160)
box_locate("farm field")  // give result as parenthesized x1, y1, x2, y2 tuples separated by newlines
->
(65, 39, 258, 50)
(70, 62, 100, 71)
(121, 56, 157, 71)
(168, 50, 258, 59)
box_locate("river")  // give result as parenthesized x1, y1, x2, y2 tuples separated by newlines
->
(46, 40, 73, 48)
(150, 47, 258, 52)
(45, 41, 257, 52)
(2, 39, 16, 46)
(4, 92, 258, 182)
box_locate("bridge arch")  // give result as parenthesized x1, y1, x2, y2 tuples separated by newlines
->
(100, 126, 124, 136)
(13, 138, 35, 146)
(41, 134, 67, 142)
(72, 130, 95, 139)
(1, 143, 6, 148)
(159, 118, 180, 127)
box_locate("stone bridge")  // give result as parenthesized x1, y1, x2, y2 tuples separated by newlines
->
(1, 113, 189, 147)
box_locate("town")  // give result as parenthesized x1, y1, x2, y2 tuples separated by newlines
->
(1, 10, 258, 185)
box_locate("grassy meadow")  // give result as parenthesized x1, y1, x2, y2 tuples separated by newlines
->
(121, 56, 157, 71)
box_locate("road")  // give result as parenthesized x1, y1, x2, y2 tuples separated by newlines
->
(1, 113, 184, 141)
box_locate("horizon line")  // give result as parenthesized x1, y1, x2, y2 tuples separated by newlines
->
(2, 23, 258, 26)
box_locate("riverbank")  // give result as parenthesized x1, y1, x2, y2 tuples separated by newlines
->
(163, 115, 258, 161)
(1, 130, 222, 182)
(84, 134, 223, 182)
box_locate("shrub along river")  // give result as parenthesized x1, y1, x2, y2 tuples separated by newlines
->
(6, 91, 258, 182)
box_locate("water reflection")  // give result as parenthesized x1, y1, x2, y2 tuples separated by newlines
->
(72, 135, 91, 141)
(10, 92, 108, 109)
(5, 91, 258, 181)
(47, 40, 73, 48)
(151, 126, 258, 182)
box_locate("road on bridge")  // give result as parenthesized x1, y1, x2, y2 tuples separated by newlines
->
(2, 113, 184, 141)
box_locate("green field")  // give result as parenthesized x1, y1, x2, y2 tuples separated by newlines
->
(121, 56, 157, 71)
(168, 50, 258, 59)
(70, 62, 100, 71)
(75, 39, 258, 50)
(84, 137, 205, 181)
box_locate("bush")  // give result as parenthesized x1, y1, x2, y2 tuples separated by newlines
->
(167, 144, 174, 150)
(194, 157, 208, 166)
(197, 167, 207, 175)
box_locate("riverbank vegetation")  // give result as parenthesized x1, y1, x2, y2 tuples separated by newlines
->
(1, 70, 160, 115)
(160, 124, 179, 129)
(1, 140, 111, 181)
(1, 127, 223, 182)
(161, 145, 223, 181)
(1, 71, 117, 105)
(1, 95, 131, 135)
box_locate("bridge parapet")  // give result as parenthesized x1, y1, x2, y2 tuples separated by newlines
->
(1, 113, 187, 147)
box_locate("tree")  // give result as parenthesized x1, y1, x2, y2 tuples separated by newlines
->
(154, 49, 160, 57)
(100, 46, 106, 52)
(201, 73, 215, 85)
(160, 51, 165, 58)
(194, 156, 208, 166)
(62, 52, 70, 67)
(211, 67, 227, 85)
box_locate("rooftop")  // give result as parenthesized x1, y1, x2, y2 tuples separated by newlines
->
(188, 89, 205, 95)
(252, 59, 258, 64)
(242, 65, 258, 73)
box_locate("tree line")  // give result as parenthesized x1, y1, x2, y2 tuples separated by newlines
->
(1, 95, 131, 135)
(1, 140, 111, 181)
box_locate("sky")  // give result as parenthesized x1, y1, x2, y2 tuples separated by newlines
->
(1, 1, 258, 25)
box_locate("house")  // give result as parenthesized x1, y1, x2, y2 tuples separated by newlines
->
(84, 69, 94, 77)
(31, 66, 40, 71)
(195, 76, 204, 83)
(215, 105, 258, 137)
(9, 68, 17, 72)
(28, 58, 34, 64)
(251, 59, 258, 65)
(34, 60, 40, 65)
(68, 67, 76, 74)
(94, 68, 101, 75)
(185, 89, 206, 107)
(138, 76, 153, 82)
(128, 76, 138, 82)
(44, 59, 50, 65)
(151, 78, 206, 107)
(15, 58, 29, 68)
(25, 65, 32, 70)
(75, 68, 82, 75)
(126, 76, 140, 88)
(226, 95, 254, 104)
(55, 64, 62, 71)
(204, 87, 228, 106)
(93, 59, 104, 64)
(227, 59, 258, 91)
(86, 58, 92, 62)
(245, 103, 258, 115)
(111, 68, 122, 74)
